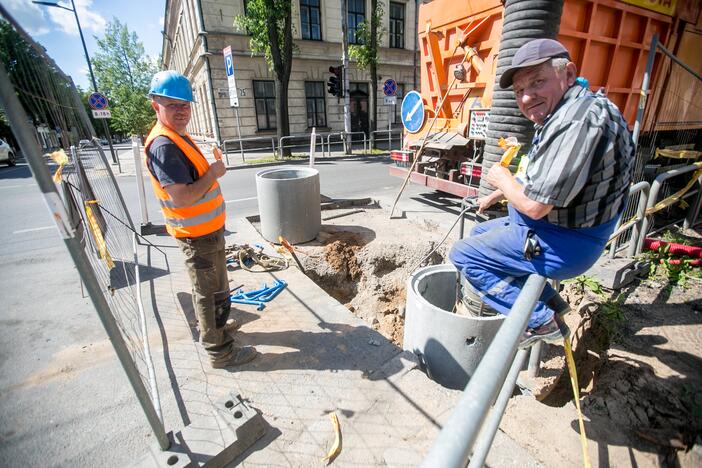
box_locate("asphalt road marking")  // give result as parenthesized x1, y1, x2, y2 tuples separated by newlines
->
(13, 225, 55, 234)
(225, 196, 257, 204)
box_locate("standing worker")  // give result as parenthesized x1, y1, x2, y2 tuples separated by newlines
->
(449, 39, 634, 346)
(144, 70, 257, 368)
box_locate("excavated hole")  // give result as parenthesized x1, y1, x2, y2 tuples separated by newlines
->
(524, 282, 702, 455)
(301, 229, 444, 346)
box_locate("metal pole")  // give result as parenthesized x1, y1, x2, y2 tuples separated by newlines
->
(527, 341, 542, 378)
(388, 114, 392, 150)
(133, 136, 150, 226)
(0, 58, 170, 451)
(65, 0, 118, 164)
(234, 107, 244, 163)
(467, 348, 529, 468)
(341, 0, 352, 155)
(421, 274, 547, 467)
(632, 33, 658, 148)
(626, 181, 650, 258)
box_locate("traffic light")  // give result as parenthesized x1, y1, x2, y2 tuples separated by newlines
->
(327, 65, 343, 97)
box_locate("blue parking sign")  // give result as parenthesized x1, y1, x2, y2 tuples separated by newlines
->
(401, 90, 425, 134)
(225, 55, 234, 77)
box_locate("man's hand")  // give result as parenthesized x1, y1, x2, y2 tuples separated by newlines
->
(477, 189, 505, 213)
(209, 160, 226, 179)
(486, 164, 512, 190)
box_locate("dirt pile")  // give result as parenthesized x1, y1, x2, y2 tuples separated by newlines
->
(301, 223, 445, 345)
(506, 277, 702, 466)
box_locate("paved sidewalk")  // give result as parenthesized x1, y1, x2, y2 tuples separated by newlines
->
(140, 212, 542, 466)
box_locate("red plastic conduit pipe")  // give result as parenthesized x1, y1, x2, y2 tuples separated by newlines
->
(644, 238, 702, 259)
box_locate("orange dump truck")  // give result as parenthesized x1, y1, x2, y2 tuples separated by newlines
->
(390, 0, 702, 197)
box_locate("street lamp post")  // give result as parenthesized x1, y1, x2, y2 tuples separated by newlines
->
(33, 0, 118, 164)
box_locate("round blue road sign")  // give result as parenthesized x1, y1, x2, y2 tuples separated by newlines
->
(383, 79, 397, 96)
(400, 90, 425, 133)
(88, 92, 109, 110)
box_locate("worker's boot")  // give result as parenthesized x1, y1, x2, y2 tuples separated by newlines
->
(211, 346, 258, 369)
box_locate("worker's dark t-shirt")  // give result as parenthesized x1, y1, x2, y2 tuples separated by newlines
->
(146, 135, 200, 187)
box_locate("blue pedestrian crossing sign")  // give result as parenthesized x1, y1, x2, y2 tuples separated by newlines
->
(88, 92, 108, 110)
(401, 90, 425, 134)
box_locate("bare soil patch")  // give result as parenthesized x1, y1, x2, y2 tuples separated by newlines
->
(297, 208, 447, 345)
(291, 206, 702, 467)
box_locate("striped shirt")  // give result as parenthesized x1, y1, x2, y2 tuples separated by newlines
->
(522, 85, 634, 228)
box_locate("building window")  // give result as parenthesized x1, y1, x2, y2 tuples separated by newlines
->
(253, 80, 276, 131)
(305, 82, 327, 128)
(393, 83, 404, 125)
(300, 0, 322, 41)
(347, 0, 366, 45)
(389, 2, 405, 49)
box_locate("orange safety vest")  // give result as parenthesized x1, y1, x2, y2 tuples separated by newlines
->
(144, 122, 225, 238)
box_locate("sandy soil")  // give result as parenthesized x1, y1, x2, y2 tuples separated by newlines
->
(289, 205, 702, 467)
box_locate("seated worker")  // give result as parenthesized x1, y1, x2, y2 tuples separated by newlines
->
(145, 70, 257, 368)
(449, 39, 635, 347)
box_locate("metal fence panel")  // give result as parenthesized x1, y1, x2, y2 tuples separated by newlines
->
(0, 8, 169, 450)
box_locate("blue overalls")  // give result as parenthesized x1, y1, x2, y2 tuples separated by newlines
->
(449, 205, 618, 329)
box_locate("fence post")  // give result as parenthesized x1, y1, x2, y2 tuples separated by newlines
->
(133, 136, 150, 227)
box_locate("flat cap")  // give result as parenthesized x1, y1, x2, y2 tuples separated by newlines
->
(499, 39, 571, 89)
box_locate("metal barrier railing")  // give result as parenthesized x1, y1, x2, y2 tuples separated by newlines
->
(422, 274, 547, 467)
(222, 136, 277, 165)
(370, 129, 404, 151)
(608, 181, 650, 259)
(326, 131, 368, 154)
(279, 134, 326, 158)
(637, 162, 702, 255)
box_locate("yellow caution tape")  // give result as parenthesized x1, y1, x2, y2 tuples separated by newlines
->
(654, 148, 701, 160)
(321, 412, 342, 464)
(646, 163, 702, 215)
(85, 201, 114, 270)
(564, 338, 592, 468)
(498, 136, 521, 167)
(50, 149, 69, 183)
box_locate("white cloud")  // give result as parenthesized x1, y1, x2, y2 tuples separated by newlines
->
(4, 0, 52, 36)
(45, 0, 107, 36)
(159, 16, 165, 29)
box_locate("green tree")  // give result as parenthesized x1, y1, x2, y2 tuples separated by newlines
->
(235, 0, 293, 156)
(92, 18, 156, 138)
(349, 0, 383, 147)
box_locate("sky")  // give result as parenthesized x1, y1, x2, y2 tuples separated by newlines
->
(4, 0, 166, 90)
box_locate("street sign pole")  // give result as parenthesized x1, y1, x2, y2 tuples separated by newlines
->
(223, 46, 244, 163)
(235, 107, 244, 162)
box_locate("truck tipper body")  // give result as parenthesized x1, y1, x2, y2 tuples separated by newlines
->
(391, 0, 702, 197)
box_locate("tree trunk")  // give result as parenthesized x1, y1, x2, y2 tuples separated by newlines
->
(274, 77, 291, 157)
(265, 0, 293, 158)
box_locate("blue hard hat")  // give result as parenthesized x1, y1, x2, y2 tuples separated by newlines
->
(149, 70, 195, 102)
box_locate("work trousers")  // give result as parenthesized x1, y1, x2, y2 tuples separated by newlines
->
(449, 207, 614, 329)
(176, 228, 234, 364)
